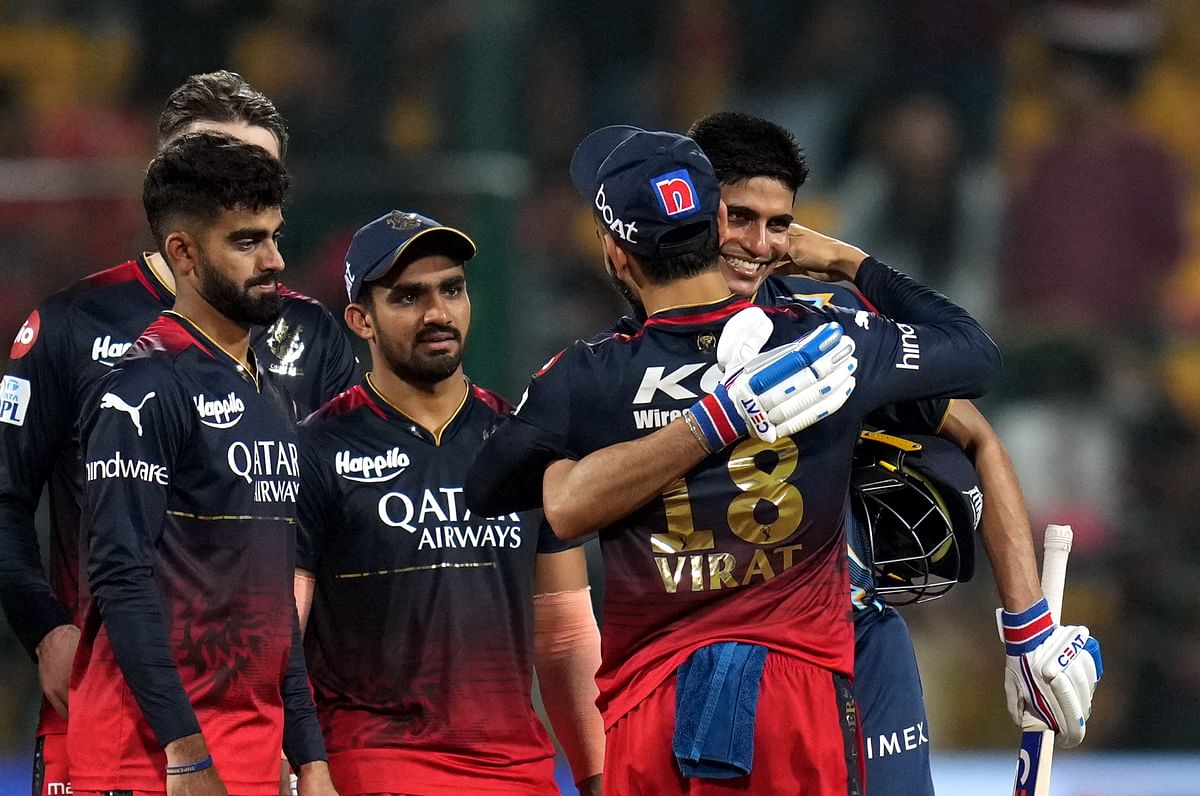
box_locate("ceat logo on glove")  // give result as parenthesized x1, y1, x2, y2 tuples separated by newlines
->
(1057, 633, 1088, 668)
(10, 310, 40, 359)
(652, 169, 699, 217)
(738, 396, 770, 435)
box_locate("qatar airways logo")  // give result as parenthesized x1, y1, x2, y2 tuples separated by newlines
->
(194, 392, 245, 428)
(336, 447, 410, 483)
(377, 486, 523, 549)
(227, 439, 299, 503)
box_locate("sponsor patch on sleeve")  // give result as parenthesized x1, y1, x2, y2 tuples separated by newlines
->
(10, 310, 40, 359)
(0, 375, 32, 426)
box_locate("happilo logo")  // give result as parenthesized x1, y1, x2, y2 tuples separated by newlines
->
(651, 169, 700, 217)
(194, 392, 245, 429)
(91, 334, 132, 367)
(336, 447, 410, 483)
(594, 183, 639, 245)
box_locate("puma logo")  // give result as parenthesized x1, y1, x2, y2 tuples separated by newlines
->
(100, 391, 156, 437)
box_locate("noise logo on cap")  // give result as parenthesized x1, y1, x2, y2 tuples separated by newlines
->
(651, 169, 699, 217)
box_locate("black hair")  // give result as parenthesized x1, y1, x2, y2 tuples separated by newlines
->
(628, 225, 721, 285)
(143, 132, 290, 253)
(157, 70, 289, 158)
(688, 111, 809, 193)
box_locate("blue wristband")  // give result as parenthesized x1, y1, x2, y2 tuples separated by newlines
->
(166, 755, 214, 776)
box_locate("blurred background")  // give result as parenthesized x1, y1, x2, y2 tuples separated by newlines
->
(1, 0, 1198, 792)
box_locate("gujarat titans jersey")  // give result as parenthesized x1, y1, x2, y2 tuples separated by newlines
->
(70, 312, 302, 793)
(479, 264, 999, 728)
(756, 271, 951, 612)
(297, 378, 573, 795)
(0, 255, 356, 736)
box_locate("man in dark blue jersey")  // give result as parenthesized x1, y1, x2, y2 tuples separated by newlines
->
(0, 71, 356, 796)
(294, 211, 605, 795)
(72, 133, 335, 796)
(687, 111, 1101, 792)
(466, 125, 1003, 794)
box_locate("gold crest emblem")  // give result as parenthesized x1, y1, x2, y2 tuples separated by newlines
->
(696, 333, 717, 352)
(266, 318, 306, 378)
(385, 211, 422, 233)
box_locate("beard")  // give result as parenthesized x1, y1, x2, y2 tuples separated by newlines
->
(195, 254, 283, 327)
(378, 323, 464, 387)
(604, 254, 646, 320)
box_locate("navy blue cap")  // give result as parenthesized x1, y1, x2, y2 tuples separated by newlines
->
(569, 125, 721, 258)
(343, 210, 477, 302)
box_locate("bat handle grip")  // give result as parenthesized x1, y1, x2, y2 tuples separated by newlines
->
(1041, 524, 1073, 623)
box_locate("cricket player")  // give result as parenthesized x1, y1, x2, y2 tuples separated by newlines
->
(687, 111, 1102, 792)
(70, 133, 335, 795)
(466, 125, 1002, 794)
(294, 211, 604, 795)
(0, 71, 356, 796)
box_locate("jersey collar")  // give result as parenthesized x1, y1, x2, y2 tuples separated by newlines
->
(163, 310, 263, 391)
(362, 374, 473, 446)
(136, 252, 177, 305)
(642, 294, 754, 332)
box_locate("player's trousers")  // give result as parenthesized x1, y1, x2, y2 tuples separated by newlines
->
(603, 650, 865, 795)
(853, 606, 935, 796)
(32, 734, 72, 796)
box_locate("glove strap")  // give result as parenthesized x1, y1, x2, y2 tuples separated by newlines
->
(1000, 597, 1055, 656)
(690, 386, 747, 452)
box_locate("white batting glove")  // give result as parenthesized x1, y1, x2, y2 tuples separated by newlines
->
(998, 598, 1104, 749)
(716, 306, 774, 379)
(689, 322, 857, 448)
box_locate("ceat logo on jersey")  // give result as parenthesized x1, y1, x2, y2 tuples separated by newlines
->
(0, 375, 32, 427)
(10, 311, 40, 360)
(594, 184, 639, 244)
(100, 391, 156, 437)
(194, 392, 245, 428)
(92, 335, 133, 366)
(335, 447, 410, 483)
(652, 169, 699, 217)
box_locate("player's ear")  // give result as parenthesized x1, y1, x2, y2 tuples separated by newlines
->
(602, 235, 630, 276)
(344, 301, 374, 342)
(163, 230, 197, 276)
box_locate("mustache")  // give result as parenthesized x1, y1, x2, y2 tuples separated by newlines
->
(416, 324, 461, 343)
(245, 273, 279, 289)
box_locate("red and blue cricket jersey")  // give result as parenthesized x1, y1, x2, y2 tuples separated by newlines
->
(0, 254, 357, 742)
(467, 259, 1000, 731)
(297, 378, 577, 795)
(70, 311, 326, 793)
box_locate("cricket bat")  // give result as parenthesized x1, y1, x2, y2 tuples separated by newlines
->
(1011, 523, 1073, 796)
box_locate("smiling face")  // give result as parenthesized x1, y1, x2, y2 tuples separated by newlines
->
(717, 176, 795, 297)
(356, 254, 470, 387)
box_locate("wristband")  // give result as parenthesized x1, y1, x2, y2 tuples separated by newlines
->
(689, 386, 747, 451)
(166, 755, 214, 776)
(1000, 597, 1055, 656)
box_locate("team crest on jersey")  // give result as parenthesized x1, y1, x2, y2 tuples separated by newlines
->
(194, 392, 245, 428)
(652, 169, 699, 217)
(386, 211, 423, 232)
(696, 333, 717, 352)
(266, 318, 305, 377)
(0, 375, 31, 427)
(10, 310, 40, 359)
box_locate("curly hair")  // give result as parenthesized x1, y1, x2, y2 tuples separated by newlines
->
(143, 132, 290, 252)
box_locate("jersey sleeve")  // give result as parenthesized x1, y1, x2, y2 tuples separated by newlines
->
(864, 398, 952, 435)
(295, 430, 334, 573)
(310, 311, 359, 416)
(281, 604, 327, 768)
(532, 510, 584, 554)
(464, 348, 576, 517)
(0, 301, 76, 656)
(828, 267, 1003, 410)
(82, 360, 201, 746)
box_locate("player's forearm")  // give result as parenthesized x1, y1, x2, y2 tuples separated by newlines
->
(972, 434, 1042, 611)
(543, 420, 705, 539)
(282, 607, 328, 769)
(0, 501, 71, 658)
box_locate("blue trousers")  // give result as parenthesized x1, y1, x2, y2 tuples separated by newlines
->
(853, 606, 935, 796)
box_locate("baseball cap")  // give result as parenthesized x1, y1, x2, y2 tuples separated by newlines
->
(569, 125, 721, 258)
(343, 210, 477, 302)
